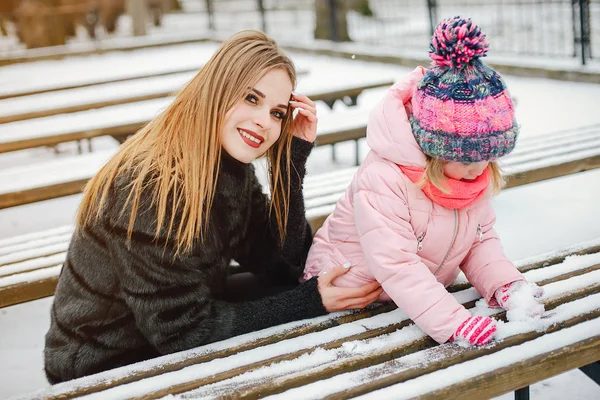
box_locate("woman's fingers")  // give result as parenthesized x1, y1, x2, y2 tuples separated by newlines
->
(317, 265, 383, 312)
(291, 92, 315, 107)
(340, 287, 384, 310)
(318, 264, 350, 285)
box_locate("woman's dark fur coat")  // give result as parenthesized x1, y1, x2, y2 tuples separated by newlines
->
(44, 138, 326, 383)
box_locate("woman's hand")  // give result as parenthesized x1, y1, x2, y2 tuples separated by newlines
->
(317, 265, 383, 311)
(288, 93, 317, 143)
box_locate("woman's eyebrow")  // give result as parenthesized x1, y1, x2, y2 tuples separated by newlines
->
(250, 88, 288, 109)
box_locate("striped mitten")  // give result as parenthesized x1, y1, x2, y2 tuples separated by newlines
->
(452, 316, 497, 346)
(495, 280, 545, 320)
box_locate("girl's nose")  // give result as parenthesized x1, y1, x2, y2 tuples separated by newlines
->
(470, 161, 488, 175)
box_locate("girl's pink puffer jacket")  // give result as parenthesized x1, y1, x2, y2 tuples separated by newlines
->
(303, 67, 524, 343)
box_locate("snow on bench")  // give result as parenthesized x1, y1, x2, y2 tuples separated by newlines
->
(10, 239, 600, 400)
(0, 65, 203, 101)
(0, 73, 392, 127)
(0, 69, 310, 122)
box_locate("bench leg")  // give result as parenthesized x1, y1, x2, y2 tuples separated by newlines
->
(344, 94, 359, 107)
(580, 361, 600, 385)
(331, 144, 337, 163)
(324, 99, 336, 109)
(514, 386, 530, 400)
(354, 139, 360, 166)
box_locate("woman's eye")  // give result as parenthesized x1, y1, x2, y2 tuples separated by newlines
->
(272, 110, 285, 120)
(245, 94, 258, 104)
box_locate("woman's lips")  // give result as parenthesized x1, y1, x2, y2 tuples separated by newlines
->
(238, 128, 264, 149)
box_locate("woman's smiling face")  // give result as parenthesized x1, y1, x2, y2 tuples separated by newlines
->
(220, 68, 292, 164)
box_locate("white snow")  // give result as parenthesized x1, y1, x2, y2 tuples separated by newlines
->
(261, 295, 600, 400)
(1, 38, 600, 400)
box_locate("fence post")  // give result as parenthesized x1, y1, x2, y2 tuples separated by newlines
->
(426, 0, 438, 36)
(327, 0, 339, 41)
(257, 0, 266, 32)
(573, 0, 591, 65)
(205, 0, 214, 31)
(579, 0, 591, 64)
(127, 0, 147, 36)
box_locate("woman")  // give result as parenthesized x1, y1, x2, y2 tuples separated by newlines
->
(44, 30, 382, 383)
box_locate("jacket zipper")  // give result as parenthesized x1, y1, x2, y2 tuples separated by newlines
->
(477, 223, 484, 242)
(416, 232, 426, 252)
(433, 209, 458, 276)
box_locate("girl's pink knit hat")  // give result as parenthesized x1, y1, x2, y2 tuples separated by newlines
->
(410, 16, 519, 163)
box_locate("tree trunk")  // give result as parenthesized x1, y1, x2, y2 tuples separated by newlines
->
(314, 0, 350, 41)
(314, 0, 372, 42)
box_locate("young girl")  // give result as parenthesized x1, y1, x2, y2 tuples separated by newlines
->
(303, 17, 544, 346)
(44, 30, 382, 383)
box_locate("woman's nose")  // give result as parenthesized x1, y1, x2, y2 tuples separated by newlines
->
(253, 109, 271, 130)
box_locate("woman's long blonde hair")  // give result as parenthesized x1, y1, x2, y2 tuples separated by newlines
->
(420, 156, 505, 195)
(77, 30, 297, 255)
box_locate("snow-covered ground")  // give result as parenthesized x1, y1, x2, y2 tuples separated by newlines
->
(0, 44, 599, 399)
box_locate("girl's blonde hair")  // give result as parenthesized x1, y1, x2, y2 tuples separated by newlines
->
(77, 30, 297, 255)
(420, 156, 505, 195)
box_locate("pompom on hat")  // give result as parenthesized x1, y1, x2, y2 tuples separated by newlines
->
(410, 16, 519, 163)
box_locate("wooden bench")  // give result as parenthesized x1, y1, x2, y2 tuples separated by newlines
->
(9, 238, 600, 399)
(0, 75, 391, 124)
(2, 121, 598, 213)
(0, 79, 389, 153)
(0, 109, 370, 210)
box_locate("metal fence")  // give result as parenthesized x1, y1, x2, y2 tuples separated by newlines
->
(322, 0, 598, 64)
(0, 0, 597, 65)
(197, 0, 597, 65)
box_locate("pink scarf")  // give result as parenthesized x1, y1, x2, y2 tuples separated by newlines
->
(399, 165, 491, 209)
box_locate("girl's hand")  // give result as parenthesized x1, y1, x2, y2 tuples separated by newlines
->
(288, 93, 318, 143)
(451, 315, 497, 346)
(317, 265, 383, 311)
(494, 280, 545, 320)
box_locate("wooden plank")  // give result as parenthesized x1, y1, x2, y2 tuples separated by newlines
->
(420, 335, 600, 400)
(0, 67, 200, 101)
(0, 121, 145, 154)
(0, 178, 90, 209)
(504, 154, 600, 188)
(0, 275, 59, 308)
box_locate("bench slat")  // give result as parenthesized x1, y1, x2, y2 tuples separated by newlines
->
(418, 334, 600, 400)
(0, 268, 61, 308)
(0, 253, 66, 278)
